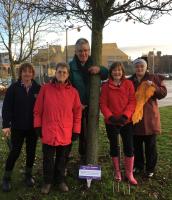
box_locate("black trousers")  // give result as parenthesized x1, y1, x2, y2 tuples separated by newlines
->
(42, 143, 71, 184)
(105, 123, 134, 157)
(78, 108, 88, 156)
(5, 129, 37, 171)
(133, 135, 157, 173)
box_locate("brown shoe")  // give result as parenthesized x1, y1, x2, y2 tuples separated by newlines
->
(41, 184, 51, 194)
(58, 182, 69, 192)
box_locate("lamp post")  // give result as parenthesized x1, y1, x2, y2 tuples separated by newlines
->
(47, 42, 49, 76)
(152, 48, 155, 74)
(65, 25, 81, 63)
(65, 27, 68, 63)
(168, 57, 171, 74)
(65, 25, 74, 63)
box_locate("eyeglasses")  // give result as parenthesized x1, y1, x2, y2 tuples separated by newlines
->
(77, 49, 90, 54)
(57, 70, 68, 75)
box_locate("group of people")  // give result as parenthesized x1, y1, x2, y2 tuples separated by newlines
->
(1, 38, 167, 195)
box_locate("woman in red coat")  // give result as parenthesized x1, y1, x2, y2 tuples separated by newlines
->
(100, 62, 137, 185)
(34, 63, 82, 194)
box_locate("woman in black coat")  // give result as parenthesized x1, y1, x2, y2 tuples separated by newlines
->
(1, 63, 40, 192)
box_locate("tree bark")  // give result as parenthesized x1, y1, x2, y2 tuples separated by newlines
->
(86, 7, 104, 164)
(10, 62, 17, 82)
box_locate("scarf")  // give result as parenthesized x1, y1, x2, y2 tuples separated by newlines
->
(132, 81, 155, 124)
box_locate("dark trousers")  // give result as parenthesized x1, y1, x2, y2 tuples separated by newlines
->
(5, 129, 37, 171)
(78, 108, 88, 156)
(105, 123, 134, 157)
(42, 144, 71, 184)
(133, 135, 157, 172)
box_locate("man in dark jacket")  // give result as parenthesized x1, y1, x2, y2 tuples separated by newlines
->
(69, 38, 108, 159)
(2, 63, 40, 192)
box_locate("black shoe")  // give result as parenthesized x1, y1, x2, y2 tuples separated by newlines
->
(2, 178, 11, 192)
(25, 176, 35, 187)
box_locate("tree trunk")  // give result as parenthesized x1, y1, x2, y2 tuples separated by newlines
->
(9, 54, 17, 82)
(10, 63, 17, 82)
(86, 10, 103, 164)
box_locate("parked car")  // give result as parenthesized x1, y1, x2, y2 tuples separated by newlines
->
(168, 73, 172, 79)
(157, 73, 170, 80)
(163, 74, 170, 79)
(0, 77, 12, 88)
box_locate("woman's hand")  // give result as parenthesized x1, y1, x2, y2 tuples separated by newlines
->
(2, 128, 11, 138)
(147, 80, 155, 87)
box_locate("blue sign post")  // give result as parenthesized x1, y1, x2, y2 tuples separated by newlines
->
(79, 165, 101, 188)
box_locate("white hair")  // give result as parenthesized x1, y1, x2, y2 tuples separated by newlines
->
(133, 58, 147, 68)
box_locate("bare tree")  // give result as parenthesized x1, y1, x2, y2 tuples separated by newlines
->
(24, 0, 172, 164)
(0, 0, 49, 80)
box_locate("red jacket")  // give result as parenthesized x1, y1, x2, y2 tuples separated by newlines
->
(100, 78, 136, 124)
(34, 82, 82, 146)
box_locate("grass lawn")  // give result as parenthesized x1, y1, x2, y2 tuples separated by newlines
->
(0, 106, 172, 200)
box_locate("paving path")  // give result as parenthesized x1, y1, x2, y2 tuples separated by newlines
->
(158, 80, 172, 107)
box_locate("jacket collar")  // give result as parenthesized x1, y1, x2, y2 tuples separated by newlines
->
(51, 81, 71, 89)
(17, 79, 37, 86)
(72, 55, 93, 72)
(107, 78, 125, 89)
(131, 72, 150, 83)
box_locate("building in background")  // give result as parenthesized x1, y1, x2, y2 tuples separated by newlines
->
(0, 43, 130, 79)
(33, 43, 129, 67)
(102, 43, 128, 67)
(63, 45, 75, 62)
(0, 52, 10, 78)
(147, 51, 172, 74)
(64, 43, 129, 66)
(2, 45, 172, 78)
(32, 45, 64, 67)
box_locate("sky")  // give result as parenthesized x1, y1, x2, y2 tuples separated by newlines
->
(45, 14, 172, 60)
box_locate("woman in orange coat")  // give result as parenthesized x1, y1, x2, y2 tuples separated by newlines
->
(100, 62, 137, 185)
(34, 63, 82, 194)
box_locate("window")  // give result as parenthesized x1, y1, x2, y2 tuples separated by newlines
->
(4, 59, 9, 64)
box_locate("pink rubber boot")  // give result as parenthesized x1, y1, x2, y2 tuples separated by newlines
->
(124, 156, 138, 185)
(112, 157, 121, 182)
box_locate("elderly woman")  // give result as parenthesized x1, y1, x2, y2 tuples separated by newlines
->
(34, 62, 82, 194)
(2, 63, 40, 192)
(130, 58, 167, 178)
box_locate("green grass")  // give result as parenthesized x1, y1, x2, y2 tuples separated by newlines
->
(0, 106, 172, 200)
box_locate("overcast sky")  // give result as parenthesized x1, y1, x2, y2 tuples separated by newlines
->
(45, 14, 172, 60)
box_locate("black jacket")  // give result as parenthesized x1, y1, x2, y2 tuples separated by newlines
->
(2, 79, 40, 130)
